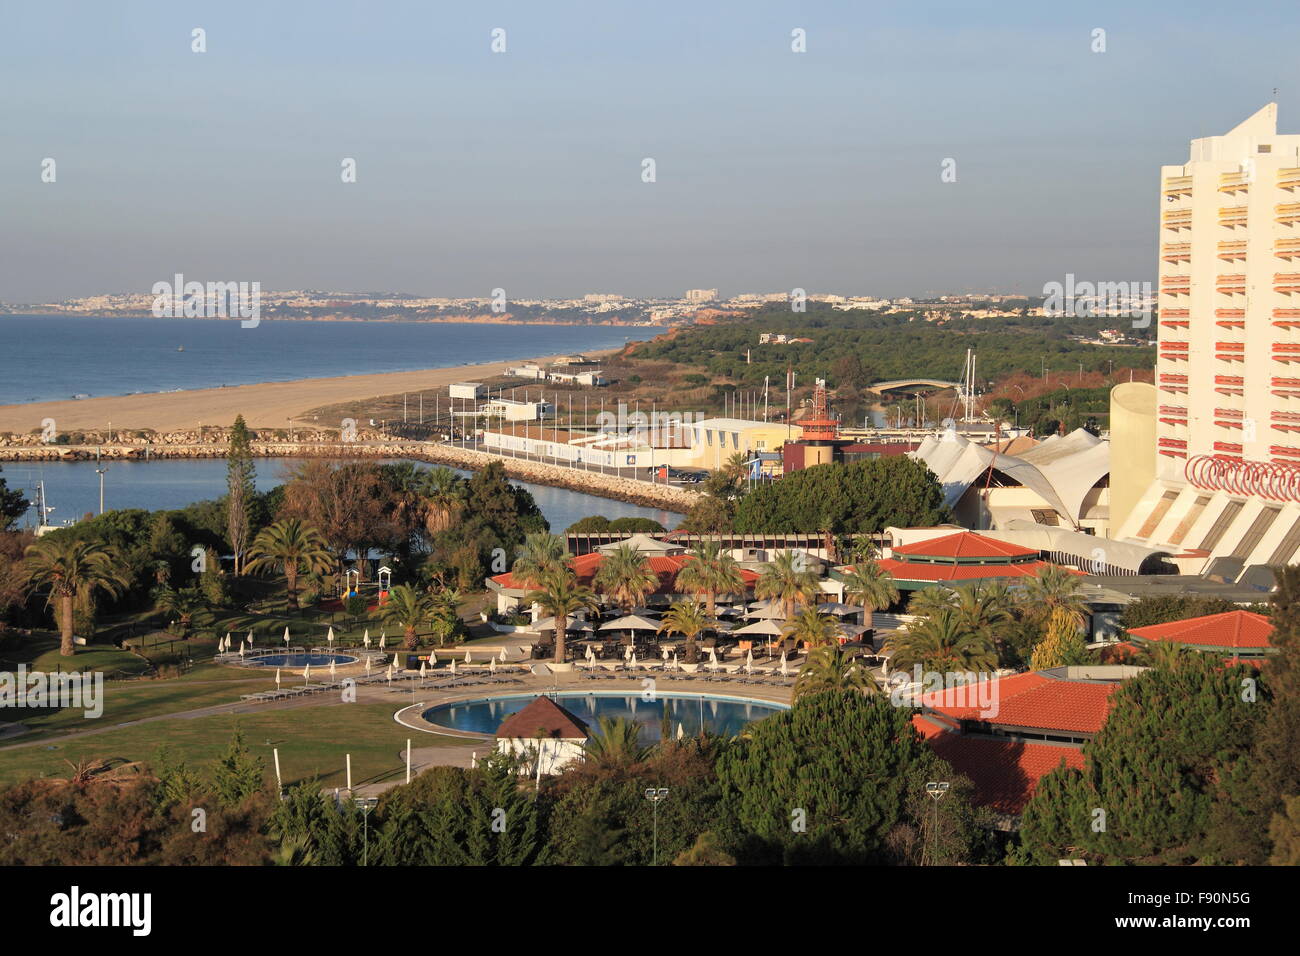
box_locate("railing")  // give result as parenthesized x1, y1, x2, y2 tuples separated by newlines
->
(1218, 205, 1249, 227)
(1277, 203, 1300, 225)
(1280, 168, 1300, 191)
(1276, 273, 1300, 294)
(1161, 242, 1192, 262)
(1216, 274, 1246, 294)
(1219, 172, 1250, 194)
(1218, 240, 1248, 261)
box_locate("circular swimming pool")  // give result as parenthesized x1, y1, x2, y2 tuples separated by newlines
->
(242, 652, 359, 668)
(422, 691, 787, 741)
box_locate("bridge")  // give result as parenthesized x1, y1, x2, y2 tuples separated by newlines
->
(866, 378, 964, 395)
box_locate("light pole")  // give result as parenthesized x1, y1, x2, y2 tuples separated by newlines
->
(922, 781, 949, 865)
(95, 465, 107, 515)
(644, 786, 670, 865)
(357, 796, 379, 865)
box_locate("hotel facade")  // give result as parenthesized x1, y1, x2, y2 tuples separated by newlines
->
(1116, 104, 1300, 581)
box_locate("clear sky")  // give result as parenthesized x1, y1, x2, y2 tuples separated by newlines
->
(1, 0, 1297, 302)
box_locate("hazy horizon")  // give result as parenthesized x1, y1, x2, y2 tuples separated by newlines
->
(2, 0, 1297, 302)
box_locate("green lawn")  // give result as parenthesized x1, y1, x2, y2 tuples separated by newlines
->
(0, 702, 466, 789)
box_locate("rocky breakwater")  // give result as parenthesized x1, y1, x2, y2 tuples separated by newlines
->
(0, 433, 696, 514)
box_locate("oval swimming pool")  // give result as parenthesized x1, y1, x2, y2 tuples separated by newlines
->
(242, 652, 359, 668)
(422, 691, 787, 741)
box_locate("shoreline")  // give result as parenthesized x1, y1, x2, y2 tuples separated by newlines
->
(0, 441, 695, 515)
(0, 348, 622, 434)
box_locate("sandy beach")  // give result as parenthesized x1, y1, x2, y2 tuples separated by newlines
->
(0, 349, 617, 433)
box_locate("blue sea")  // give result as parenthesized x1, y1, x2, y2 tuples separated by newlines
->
(0, 315, 662, 405)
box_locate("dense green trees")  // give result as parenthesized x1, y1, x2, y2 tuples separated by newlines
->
(733, 457, 947, 535)
(23, 537, 130, 655)
(716, 690, 984, 864)
(1014, 652, 1267, 865)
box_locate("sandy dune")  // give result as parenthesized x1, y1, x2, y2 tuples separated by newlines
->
(0, 350, 615, 433)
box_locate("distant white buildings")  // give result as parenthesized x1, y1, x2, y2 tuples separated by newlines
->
(684, 288, 718, 303)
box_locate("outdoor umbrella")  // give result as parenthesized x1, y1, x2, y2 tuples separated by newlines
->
(365, 657, 372, 676)
(238, 645, 245, 659)
(274, 668, 281, 688)
(779, 652, 789, 677)
(585, 645, 595, 662)
(329, 659, 337, 680)
(378, 634, 386, 651)
(464, 649, 472, 664)
(624, 644, 633, 661)
(282, 626, 290, 645)
(450, 659, 458, 676)
(671, 651, 678, 671)
(499, 648, 508, 662)
(386, 663, 394, 682)
(489, 658, 497, 674)
(708, 646, 718, 664)
(599, 614, 660, 633)
(419, 660, 427, 680)
(246, 629, 254, 646)
(661, 646, 670, 660)
(327, 626, 335, 645)
(303, 663, 311, 683)
(629, 651, 637, 669)
(224, 632, 231, 652)
(676, 723, 685, 740)
(363, 629, 371, 648)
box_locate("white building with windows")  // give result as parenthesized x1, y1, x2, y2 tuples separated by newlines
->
(1116, 103, 1300, 585)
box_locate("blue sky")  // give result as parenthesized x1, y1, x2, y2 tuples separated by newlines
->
(1, 0, 1297, 301)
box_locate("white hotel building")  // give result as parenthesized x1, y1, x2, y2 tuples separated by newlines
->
(1116, 104, 1300, 583)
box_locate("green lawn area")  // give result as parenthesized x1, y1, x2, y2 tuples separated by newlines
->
(0, 702, 466, 790)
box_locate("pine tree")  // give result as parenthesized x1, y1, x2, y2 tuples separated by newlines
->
(226, 415, 256, 575)
(210, 727, 266, 807)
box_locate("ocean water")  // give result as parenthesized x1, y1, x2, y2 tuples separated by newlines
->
(0, 316, 662, 405)
(1, 458, 681, 534)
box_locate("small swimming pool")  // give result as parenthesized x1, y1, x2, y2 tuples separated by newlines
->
(242, 653, 359, 668)
(422, 691, 787, 741)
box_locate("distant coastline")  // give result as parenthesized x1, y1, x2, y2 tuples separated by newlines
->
(1, 311, 662, 328)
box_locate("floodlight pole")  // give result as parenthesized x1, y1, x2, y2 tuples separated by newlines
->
(644, 787, 670, 865)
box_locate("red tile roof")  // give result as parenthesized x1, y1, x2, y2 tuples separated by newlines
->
(891, 531, 1040, 560)
(1127, 610, 1274, 650)
(915, 716, 1085, 814)
(920, 671, 1118, 735)
(490, 552, 759, 593)
(876, 557, 1065, 583)
(495, 696, 590, 740)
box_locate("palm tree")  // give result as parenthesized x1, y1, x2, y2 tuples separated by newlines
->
(658, 600, 712, 664)
(1021, 565, 1089, 629)
(674, 541, 745, 619)
(510, 532, 571, 589)
(581, 716, 649, 767)
(794, 645, 877, 703)
(951, 583, 1015, 645)
(152, 584, 211, 639)
(722, 451, 751, 486)
(755, 550, 821, 620)
(524, 569, 599, 664)
(593, 543, 660, 614)
(244, 518, 334, 610)
(23, 538, 130, 656)
(417, 466, 466, 536)
(781, 607, 842, 651)
(381, 584, 435, 649)
(841, 559, 900, 618)
(885, 606, 997, 674)
(907, 585, 958, 620)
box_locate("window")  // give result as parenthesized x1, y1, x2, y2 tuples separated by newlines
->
(1259, 144, 1273, 153)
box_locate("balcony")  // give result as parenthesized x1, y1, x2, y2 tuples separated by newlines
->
(1215, 374, 1245, 396)
(1159, 372, 1189, 393)
(1274, 342, 1300, 362)
(1162, 242, 1192, 263)
(1218, 205, 1249, 228)
(1273, 411, 1300, 433)
(1159, 404, 1189, 427)
(1158, 437, 1188, 458)
(1160, 306, 1190, 329)
(1161, 275, 1192, 295)
(1277, 239, 1300, 260)
(1162, 209, 1193, 231)
(1214, 308, 1246, 328)
(1216, 441, 1245, 455)
(1280, 168, 1300, 191)
(1277, 203, 1300, 225)
(1271, 444, 1300, 463)
(1216, 341, 1246, 361)
(1163, 175, 1193, 199)
(1214, 407, 1245, 427)
(1276, 273, 1300, 295)
(1274, 308, 1300, 329)
(1219, 172, 1250, 194)
(1216, 274, 1246, 295)
(1217, 240, 1248, 261)
(1160, 342, 1190, 362)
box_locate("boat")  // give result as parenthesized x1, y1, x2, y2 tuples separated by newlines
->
(177, 346, 184, 352)
(30, 481, 76, 536)
(71, 393, 90, 400)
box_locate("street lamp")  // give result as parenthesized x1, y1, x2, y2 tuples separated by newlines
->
(356, 796, 379, 865)
(644, 787, 670, 865)
(922, 781, 949, 865)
